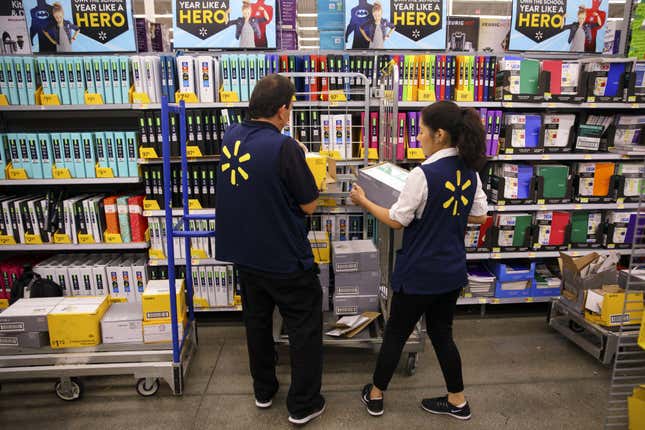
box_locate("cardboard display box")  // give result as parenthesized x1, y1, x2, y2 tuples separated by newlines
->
(334, 295, 379, 316)
(357, 162, 410, 209)
(0, 331, 50, 348)
(318, 263, 330, 289)
(142, 279, 186, 322)
(305, 153, 336, 191)
(331, 240, 378, 273)
(334, 270, 380, 297)
(309, 231, 331, 264)
(584, 285, 643, 327)
(143, 316, 186, 344)
(47, 296, 111, 349)
(560, 252, 618, 312)
(0, 298, 64, 333)
(101, 302, 144, 344)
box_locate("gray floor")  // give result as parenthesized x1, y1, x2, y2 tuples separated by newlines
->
(0, 315, 610, 430)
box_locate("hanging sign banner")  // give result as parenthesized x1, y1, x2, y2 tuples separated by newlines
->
(23, 0, 136, 52)
(173, 0, 276, 49)
(0, 0, 32, 54)
(345, 0, 446, 50)
(509, 0, 607, 52)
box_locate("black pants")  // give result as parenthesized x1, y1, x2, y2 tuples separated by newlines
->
(373, 288, 464, 393)
(237, 266, 324, 417)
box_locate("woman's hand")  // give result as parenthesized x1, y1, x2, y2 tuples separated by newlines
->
(349, 184, 366, 206)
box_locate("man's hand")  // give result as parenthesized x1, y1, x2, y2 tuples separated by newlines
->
(349, 184, 366, 206)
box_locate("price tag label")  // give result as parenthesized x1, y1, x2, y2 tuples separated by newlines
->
(186, 146, 203, 157)
(492, 253, 502, 259)
(52, 167, 72, 179)
(616, 197, 624, 204)
(78, 233, 95, 244)
(537, 199, 545, 205)
(587, 97, 596, 103)
(220, 91, 240, 103)
(175, 91, 199, 103)
(506, 149, 515, 154)
(501, 155, 513, 160)
(188, 199, 203, 209)
(493, 247, 501, 253)
(580, 197, 589, 203)
(418, 89, 436, 102)
(574, 204, 583, 210)
(628, 96, 636, 103)
(132, 92, 151, 104)
(526, 297, 534, 303)
(8, 167, 28, 179)
(538, 205, 547, 210)
(464, 293, 473, 298)
(528, 252, 537, 257)
(583, 154, 593, 159)
(191, 248, 209, 259)
(140, 147, 159, 159)
(607, 244, 615, 249)
(143, 199, 161, 211)
(0, 94, 9, 106)
(617, 203, 625, 209)
(504, 95, 513, 102)
(233, 295, 242, 306)
(541, 154, 551, 160)
(54, 233, 72, 244)
(479, 298, 487, 304)
(95, 166, 115, 178)
(329, 90, 347, 103)
(498, 201, 506, 206)
(104, 233, 123, 244)
(25, 234, 43, 244)
(149, 249, 166, 259)
(41, 93, 61, 105)
(0, 235, 17, 245)
(84, 93, 104, 105)
(491, 299, 500, 304)
(497, 205, 506, 211)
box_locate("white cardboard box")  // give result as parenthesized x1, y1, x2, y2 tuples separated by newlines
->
(101, 302, 143, 344)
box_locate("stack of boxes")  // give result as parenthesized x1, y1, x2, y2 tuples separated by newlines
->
(309, 230, 331, 312)
(332, 240, 380, 316)
(141, 280, 187, 344)
(0, 297, 62, 348)
(47, 296, 111, 349)
(101, 302, 144, 344)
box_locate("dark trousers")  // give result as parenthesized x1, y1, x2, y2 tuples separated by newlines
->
(237, 266, 324, 417)
(373, 288, 464, 393)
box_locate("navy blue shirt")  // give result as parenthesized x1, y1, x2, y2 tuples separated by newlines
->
(216, 120, 319, 274)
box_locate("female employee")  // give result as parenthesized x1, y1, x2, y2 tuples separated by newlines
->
(350, 101, 488, 420)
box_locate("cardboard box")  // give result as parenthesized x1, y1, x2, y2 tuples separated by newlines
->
(142, 280, 186, 322)
(305, 153, 336, 191)
(0, 331, 50, 348)
(0, 298, 63, 333)
(143, 316, 185, 344)
(584, 285, 643, 327)
(101, 302, 143, 344)
(309, 231, 331, 263)
(47, 296, 111, 349)
(332, 240, 378, 273)
(357, 163, 410, 209)
(334, 295, 379, 316)
(334, 270, 380, 296)
(322, 286, 330, 312)
(628, 386, 645, 430)
(560, 251, 618, 312)
(318, 263, 330, 289)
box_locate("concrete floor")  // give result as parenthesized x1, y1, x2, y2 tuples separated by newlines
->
(0, 314, 609, 430)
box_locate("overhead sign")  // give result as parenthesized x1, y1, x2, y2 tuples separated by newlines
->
(0, 0, 32, 54)
(23, 0, 136, 52)
(173, 0, 276, 49)
(509, 0, 608, 52)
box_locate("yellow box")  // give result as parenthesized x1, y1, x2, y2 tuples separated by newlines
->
(47, 296, 111, 349)
(305, 153, 336, 191)
(639, 315, 645, 350)
(628, 386, 645, 430)
(141, 280, 186, 322)
(584, 286, 643, 327)
(142, 315, 186, 344)
(308, 230, 330, 264)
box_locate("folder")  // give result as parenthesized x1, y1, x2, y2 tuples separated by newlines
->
(95, 131, 108, 170)
(536, 164, 569, 199)
(119, 56, 131, 103)
(66, 59, 78, 105)
(38, 134, 53, 179)
(82, 132, 96, 178)
(83, 57, 96, 95)
(116, 196, 131, 243)
(605, 63, 626, 97)
(127, 195, 147, 242)
(57, 58, 70, 105)
(125, 132, 138, 177)
(239, 56, 249, 102)
(513, 214, 532, 247)
(519, 59, 540, 95)
(92, 57, 105, 102)
(23, 58, 36, 105)
(36, 57, 50, 96)
(71, 133, 85, 178)
(543, 114, 575, 148)
(525, 115, 541, 148)
(106, 132, 120, 177)
(592, 162, 615, 196)
(570, 211, 590, 243)
(111, 57, 121, 104)
(549, 211, 570, 245)
(542, 60, 562, 95)
(27, 134, 42, 178)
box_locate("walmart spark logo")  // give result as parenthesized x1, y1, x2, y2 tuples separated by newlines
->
(221, 140, 251, 186)
(443, 170, 471, 216)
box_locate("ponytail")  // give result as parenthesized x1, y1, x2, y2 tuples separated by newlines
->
(420, 101, 487, 171)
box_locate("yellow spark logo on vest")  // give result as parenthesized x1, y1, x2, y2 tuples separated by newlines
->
(443, 170, 471, 216)
(221, 140, 251, 186)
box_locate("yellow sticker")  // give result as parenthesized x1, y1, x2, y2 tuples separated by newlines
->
(78, 233, 95, 244)
(175, 91, 199, 103)
(104, 233, 123, 243)
(95, 166, 115, 178)
(149, 249, 166, 259)
(52, 167, 73, 179)
(40, 93, 61, 105)
(220, 91, 240, 103)
(0, 235, 17, 245)
(139, 147, 159, 159)
(329, 90, 348, 103)
(132, 92, 151, 104)
(526, 297, 534, 303)
(54, 233, 72, 244)
(418, 89, 436, 102)
(186, 146, 203, 157)
(84, 92, 104, 105)
(188, 199, 203, 209)
(25, 234, 43, 244)
(479, 298, 487, 304)
(7, 166, 28, 179)
(0, 94, 8, 106)
(191, 248, 209, 259)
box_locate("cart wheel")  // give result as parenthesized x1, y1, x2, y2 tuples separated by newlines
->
(136, 378, 160, 397)
(405, 353, 418, 376)
(55, 378, 83, 401)
(569, 321, 585, 333)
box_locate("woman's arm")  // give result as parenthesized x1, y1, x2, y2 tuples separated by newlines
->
(350, 185, 403, 230)
(359, 26, 371, 43)
(43, 30, 57, 46)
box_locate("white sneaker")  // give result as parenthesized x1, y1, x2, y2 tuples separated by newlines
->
(255, 398, 272, 409)
(288, 402, 326, 426)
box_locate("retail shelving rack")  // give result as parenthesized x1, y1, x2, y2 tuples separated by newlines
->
(604, 155, 645, 430)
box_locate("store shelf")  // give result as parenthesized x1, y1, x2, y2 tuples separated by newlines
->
(137, 156, 219, 164)
(144, 209, 215, 217)
(148, 258, 231, 266)
(0, 177, 141, 186)
(457, 296, 557, 305)
(195, 306, 242, 312)
(315, 206, 363, 214)
(466, 253, 493, 260)
(501, 102, 643, 109)
(398, 101, 502, 108)
(335, 159, 369, 166)
(0, 242, 149, 251)
(491, 202, 640, 211)
(0, 104, 132, 111)
(489, 152, 639, 161)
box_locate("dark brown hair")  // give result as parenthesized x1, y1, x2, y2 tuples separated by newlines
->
(420, 101, 486, 171)
(248, 74, 295, 119)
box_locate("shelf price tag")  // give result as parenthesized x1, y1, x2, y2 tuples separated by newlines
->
(0, 235, 17, 245)
(95, 166, 115, 178)
(0, 94, 8, 106)
(188, 199, 203, 210)
(491, 299, 500, 304)
(528, 252, 537, 257)
(40, 93, 61, 105)
(418, 89, 436, 102)
(0, 299, 8, 309)
(194, 297, 210, 308)
(84, 92, 104, 105)
(132, 92, 151, 105)
(329, 90, 347, 105)
(25, 234, 43, 245)
(580, 197, 589, 203)
(54, 233, 72, 244)
(143, 199, 161, 211)
(78, 233, 95, 244)
(464, 293, 473, 298)
(185, 146, 203, 157)
(191, 248, 209, 259)
(628, 96, 636, 103)
(175, 91, 199, 103)
(574, 204, 583, 210)
(52, 167, 73, 179)
(492, 253, 502, 259)
(139, 147, 159, 159)
(219, 91, 240, 103)
(7, 167, 28, 179)
(526, 297, 534, 303)
(149, 249, 166, 259)
(104, 233, 123, 244)
(233, 295, 242, 306)
(478, 298, 487, 304)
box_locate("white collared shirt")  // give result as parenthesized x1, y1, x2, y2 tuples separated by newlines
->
(388, 148, 488, 227)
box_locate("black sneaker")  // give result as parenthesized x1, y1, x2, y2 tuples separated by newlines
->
(421, 396, 471, 420)
(255, 385, 279, 409)
(288, 398, 326, 426)
(361, 384, 384, 417)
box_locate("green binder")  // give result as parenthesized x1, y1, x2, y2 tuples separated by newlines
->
(520, 59, 540, 95)
(537, 165, 569, 198)
(570, 212, 589, 243)
(512, 214, 533, 247)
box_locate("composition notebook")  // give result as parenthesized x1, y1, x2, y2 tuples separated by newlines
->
(536, 165, 569, 199)
(519, 59, 540, 94)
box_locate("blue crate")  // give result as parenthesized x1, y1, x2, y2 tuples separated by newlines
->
(487, 261, 536, 283)
(494, 279, 534, 298)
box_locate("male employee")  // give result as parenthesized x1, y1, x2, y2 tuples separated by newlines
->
(216, 74, 325, 426)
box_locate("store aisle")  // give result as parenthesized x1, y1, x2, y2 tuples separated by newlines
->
(0, 316, 608, 430)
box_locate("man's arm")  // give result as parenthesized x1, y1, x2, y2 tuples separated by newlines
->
(280, 139, 320, 216)
(300, 200, 318, 215)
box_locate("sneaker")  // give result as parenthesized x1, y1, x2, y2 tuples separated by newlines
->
(421, 396, 471, 420)
(255, 397, 273, 409)
(361, 384, 384, 417)
(288, 400, 326, 426)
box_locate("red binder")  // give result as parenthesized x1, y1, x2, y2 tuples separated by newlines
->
(542, 60, 562, 95)
(478, 216, 493, 248)
(477, 56, 485, 101)
(127, 195, 148, 243)
(319, 55, 329, 101)
(439, 56, 446, 101)
(280, 55, 289, 72)
(549, 211, 570, 245)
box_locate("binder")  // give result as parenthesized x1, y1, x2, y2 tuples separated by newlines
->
(105, 132, 120, 177)
(111, 57, 121, 104)
(407, 112, 418, 148)
(92, 57, 105, 103)
(23, 58, 36, 105)
(513, 214, 532, 247)
(571, 212, 590, 243)
(125, 132, 138, 177)
(397, 113, 406, 161)
(131, 55, 144, 94)
(82, 132, 96, 178)
(144, 56, 161, 103)
(604, 63, 626, 97)
(27, 134, 42, 179)
(116, 196, 131, 243)
(95, 132, 108, 170)
(71, 133, 84, 178)
(61, 133, 73, 174)
(66, 59, 78, 105)
(13, 57, 27, 105)
(230, 55, 240, 98)
(38, 134, 53, 179)
(127, 196, 147, 242)
(542, 60, 562, 95)
(56, 58, 70, 105)
(115, 132, 128, 176)
(83, 57, 96, 95)
(592, 162, 615, 196)
(519, 59, 540, 95)
(239, 56, 249, 102)
(248, 55, 257, 97)
(536, 165, 569, 199)
(36, 57, 50, 96)
(119, 56, 131, 103)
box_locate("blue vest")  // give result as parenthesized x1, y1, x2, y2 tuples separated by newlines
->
(391, 156, 477, 295)
(215, 122, 314, 274)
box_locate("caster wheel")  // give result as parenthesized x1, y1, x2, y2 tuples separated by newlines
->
(136, 378, 160, 397)
(55, 378, 83, 401)
(405, 353, 418, 376)
(569, 321, 585, 333)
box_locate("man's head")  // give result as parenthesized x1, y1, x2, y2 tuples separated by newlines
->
(249, 74, 295, 130)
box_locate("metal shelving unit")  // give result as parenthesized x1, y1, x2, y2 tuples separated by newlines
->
(0, 104, 132, 111)
(137, 156, 220, 165)
(148, 258, 230, 267)
(458, 296, 557, 305)
(489, 153, 642, 161)
(491, 203, 641, 211)
(0, 243, 149, 251)
(0, 178, 141, 186)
